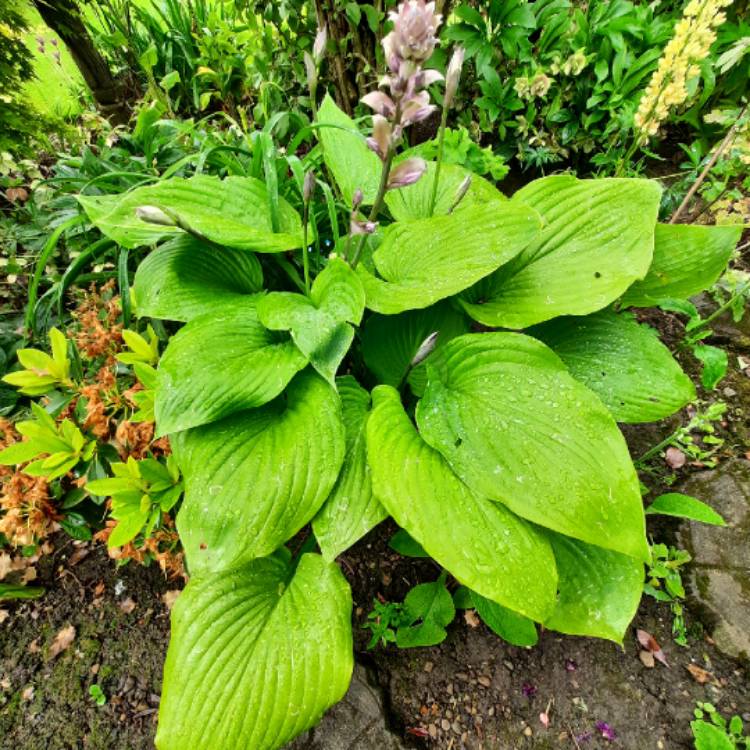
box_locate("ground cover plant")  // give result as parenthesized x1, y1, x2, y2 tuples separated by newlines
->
(1, 1, 749, 748)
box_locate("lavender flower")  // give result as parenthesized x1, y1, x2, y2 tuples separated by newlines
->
(384, 1, 442, 64)
(387, 157, 427, 189)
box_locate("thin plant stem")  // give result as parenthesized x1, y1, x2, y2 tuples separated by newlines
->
(685, 281, 750, 338)
(302, 201, 311, 295)
(428, 104, 449, 216)
(670, 105, 748, 224)
(351, 146, 395, 269)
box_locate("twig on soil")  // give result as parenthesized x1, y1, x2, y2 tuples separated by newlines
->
(567, 725, 583, 750)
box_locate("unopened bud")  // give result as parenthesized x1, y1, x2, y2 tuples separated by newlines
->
(352, 188, 364, 210)
(135, 205, 174, 226)
(304, 51, 317, 90)
(445, 46, 465, 108)
(313, 26, 328, 62)
(410, 331, 439, 367)
(448, 175, 472, 214)
(303, 171, 316, 203)
(387, 157, 427, 190)
(350, 218, 377, 235)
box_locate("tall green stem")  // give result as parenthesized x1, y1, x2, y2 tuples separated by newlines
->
(351, 146, 395, 269)
(428, 104, 449, 216)
(302, 202, 311, 295)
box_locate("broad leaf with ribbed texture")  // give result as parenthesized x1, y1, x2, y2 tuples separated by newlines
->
(257, 259, 365, 385)
(313, 376, 387, 561)
(416, 333, 648, 561)
(357, 201, 541, 314)
(385, 162, 505, 221)
(621, 223, 742, 307)
(471, 591, 538, 647)
(531, 310, 694, 423)
(134, 235, 263, 322)
(361, 301, 469, 392)
(543, 533, 643, 642)
(367, 386, 558, 622)
(155, 298, 307, 435)
(317, 94, 381, 204)
(156, 553, 353, 750)
(173, 373, 345, 574)
(78, 174, 303, 251)
(459, 176, 662, 328)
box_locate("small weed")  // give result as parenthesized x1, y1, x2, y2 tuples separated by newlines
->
(692, 702, 749, 748)
(88, 684, 106, 707)
(644, 544, 694, 646)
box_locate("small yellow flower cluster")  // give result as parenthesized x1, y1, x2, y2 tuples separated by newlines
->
(634, 0, 732, 143)
(550, 49, 588, 77)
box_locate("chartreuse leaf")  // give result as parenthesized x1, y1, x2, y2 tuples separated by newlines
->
(531, 310, 695, 423)
(156, 553, 353, 750)
(357, 201, 541, 314)
(460, 176, 662, 328)
(313, 376, 387, 561)
(0, 584, 45, 600)
(396, 574, 455, 648)
(367, 386, 558, 622)
(543, 533, 644, 643)
(389, 529, 429, 558)
(134, 235, 263, 322)
(173, 373, 345, 575)
(691, 720, 735, 750)
(258, 258, 365, 385)
(384, 161, 505, 222)
(645, 493, 726, 526)
(471, 592, 538, 647)
(155, 298, 307, 435)
(416, 333, 648, 561)
(78, 174, 303, 252)
(317, 93, 381, 205)
(621, 223, 742, 307)
(361, 301, 469, 393)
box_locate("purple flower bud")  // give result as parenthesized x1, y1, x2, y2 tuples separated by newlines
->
(352, 188, 364, 210)
(445, 46, 465, 107)
(136, 205, 175, 226)
(410, 331, 438, 367)
(366, 115, 392, 161)
(387, 157, 427, 190)
(350, 218, 378, 235)
(313, 26, 327, 62)
(414, 69, 444, 89)
(361, 91, 396, 118)
(303, 171, 316, 203)
(304, 51, 317, 90)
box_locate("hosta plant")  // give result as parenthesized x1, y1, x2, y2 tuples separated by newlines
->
(79, 3, 741, 748)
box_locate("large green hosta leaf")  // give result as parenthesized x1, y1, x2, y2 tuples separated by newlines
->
(78, 174, 303, 252)
(155, 298, 307, 435)
(367, 386, 558, 622)
(317, 94, 381, 204)
(531, 310, 695, 423)
(621, 223, 742, 307)
(416, 333, 648, 561)
(257, 259, 365, 385)
(357, 201, 541, 314)
(313, 376, 387, 561)
(384, 162, 505, 222)
(543, 533, 643, 643)
(460, 176, 662, 328)
(173, 373, 345, 574)
(361, 301, 469, 392)
(156, 553, 353, 750)
(133, 235, 263, 322)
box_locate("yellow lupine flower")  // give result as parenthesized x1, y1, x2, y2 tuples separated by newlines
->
(634, 0, 732, 143)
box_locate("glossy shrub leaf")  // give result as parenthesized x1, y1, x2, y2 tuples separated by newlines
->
(621, 224, 742, 307)
(173, 373, 345, 575)
(389, 529, 429, 558)
(357, 201, 541, 314)
(531, 310, 695, 423)
(471, 591, 538, 647)
(361, 301, 469, 391)
(691, 720, 735, 750)
(78, 174, 303, 252)
(156, 553, 353, 750)
(134, 235, 263, 322)
(416, 333, 648, 561)
(317, 93, 381, 204)
(258, 258, 365, 384)
(645, 493, 726, 526)
(460, 176, 662, 328)
(367, 385, 558, 622)
(385, 161, 505, 222)
(155, 298, 307, 435)
(313, 376, 387, 561)
(544, 533, 644, 643)
(396, 577, 455, 648)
